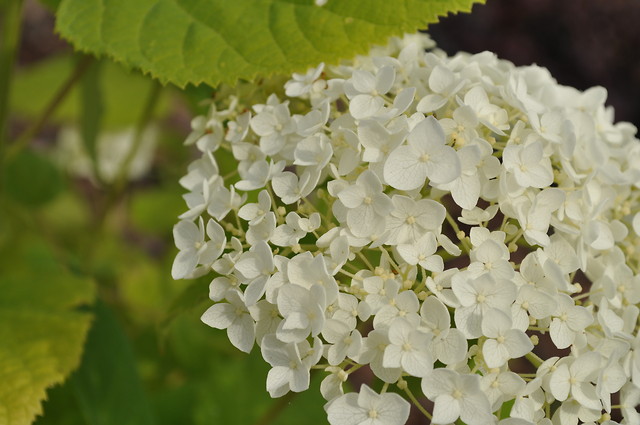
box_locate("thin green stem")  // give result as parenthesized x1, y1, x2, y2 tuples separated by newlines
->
(525, 352, 544, 368)
(251, 390, 298, 425)
(402, 385, 432, 420)
(6, 55, 94, 162)
(112, 81, 161, 192)
(356, 250, 374, 271)
(99, 81, 161, 224)
(445, 211, 471, 253)
(0, 0, 22, 160)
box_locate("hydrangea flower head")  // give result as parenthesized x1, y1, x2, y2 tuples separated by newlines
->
(173, 33, 640, 425)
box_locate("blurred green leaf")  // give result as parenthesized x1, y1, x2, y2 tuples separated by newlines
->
(161, 278, 210, 333)
(164, 315, 327, 425)
(0, 238, 95, 425)
(33, 379, 84, 425)
(37, 0, 61, 11)
(131, 186, 185, 236)
(55, 0, 484, 88)
(79, 58, 103, 174)
(3, 149, 63, 207)
(71, 300, 155, 425)
(11, 55, 170, 129)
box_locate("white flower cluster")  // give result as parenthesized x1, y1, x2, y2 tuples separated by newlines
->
(173, 33, 640, 425)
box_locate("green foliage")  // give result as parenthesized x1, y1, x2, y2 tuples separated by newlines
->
(3, 150, 63, 207)
(37, 0, 61, 11)
(130, 187, 185, 236)
(0, 238, 95, 425)
(79, 58, 104, 170)
(10, 55, 170, 129)
(71, 301, 155, 425)
(55, 0, 484, 88)
(163, 314, 328, 425)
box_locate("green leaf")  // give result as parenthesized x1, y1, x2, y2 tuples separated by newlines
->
(37, 0, 61, 11)
(499, 398, 515, 419)
(164, 315, 327, 425)
(71, 301, 155, 425)
(55, 0, 484, 88)
(3, 149, 63, 207)
(130, 186, 185, 236)
(79, 57, 103, 175)
(0, 238, 95, 425)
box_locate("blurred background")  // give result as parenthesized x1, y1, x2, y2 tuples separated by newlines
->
(2, 0, 639, 424)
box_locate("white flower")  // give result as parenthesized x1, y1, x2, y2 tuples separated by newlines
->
(358, 328, 402, 383)
(201, 290, 255, 353)
(549, 294, 593, 349)
(321, 318, 362, 365)
(271, 169, 320, 204)
(549, 352, 602, 410)
(171, 218, 225, 279)
(452, 272, 516, 338)
(276, 283, 327, 343)
(481, 309, 533, 368)
(337, 170, 393, 238)
(234, 240, 275, 305)
(261, 334, 323, 397)
(416, 64, 464, 113)
(175, 31, 640, 425)
(481, 370, 526, 412)
(396, 233, 443, 272)
(384, 195, 445, 245)
(345, 66, 396, 119)
(422, 369, 494, 425)
(503, 140, 554, 189)
(238, 189, 272, 225)
(419, 296, 467, 365)
(384, 116, 461, 190)
(285, 63, 325, 97)
(326, 384, 410, 425)
(383, 318, 433, 377)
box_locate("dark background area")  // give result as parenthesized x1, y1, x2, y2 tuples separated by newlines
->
(430, 0, 640, 129)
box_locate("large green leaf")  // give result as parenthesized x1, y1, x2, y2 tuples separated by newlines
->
(71, 301, 155, 425)
(0, 238, 95, 425)
(55, 0, 484, 88)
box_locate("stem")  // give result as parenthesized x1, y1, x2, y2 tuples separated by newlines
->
(403, 385, 432, 420)
(0, 0, 22, 159)
(251, 391, 298, 425)
(445, 211, 471, 253)
(6, 55, 94, 161)
(112, 81, 161, 191)
(99, 81, 161, 223)
(525, 352, 544, 368)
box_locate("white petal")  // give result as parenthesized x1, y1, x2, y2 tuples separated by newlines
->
(427, 146, 461, 184)
(266, 366, 291, 397)
(171, 250, 198, 279)
(326, 393, 366, 425)
(432, 394, 461, 424)
(549, 364, 571, 401)
(201, 303, 235, 329)
(384, 146, 427, 190)
(228, 315, 255, 353)
(483, 339, 510, 368)
(349, 94, 384, 120)
(401, 350, 433, 377)
(173, 220, 200, 250)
